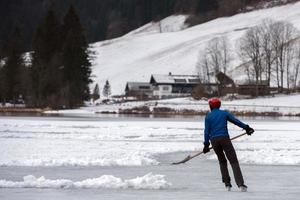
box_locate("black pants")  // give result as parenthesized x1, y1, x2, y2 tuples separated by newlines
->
(211, 136, 244, 187)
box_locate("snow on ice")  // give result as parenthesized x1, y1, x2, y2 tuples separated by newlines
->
(0, 115, 300, 167)
(0, 173, 171, 190)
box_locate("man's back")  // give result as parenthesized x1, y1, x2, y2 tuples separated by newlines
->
(204, 108, 247, 144)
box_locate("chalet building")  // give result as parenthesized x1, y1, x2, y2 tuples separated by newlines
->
(237, 81, 270, 96)
(150, 74, 203, 99)
(125, 73, 272, 100)
(125, 73, 219, 99)
(125, 82, 153, 99)
(216, 72, 236, 96)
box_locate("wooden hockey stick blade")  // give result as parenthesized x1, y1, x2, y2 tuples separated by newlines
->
(172, 155, 191, 165)
(171, 148, 210, 165)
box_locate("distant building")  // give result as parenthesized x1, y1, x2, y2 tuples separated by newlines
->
(125, 72, 273, 100)
(237, 81, 270, 96)
(125, 82, 153, 99)
(125, 73, 221, 99)
(150, 74, 202, 99)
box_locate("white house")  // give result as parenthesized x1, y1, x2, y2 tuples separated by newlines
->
(150, 74, 201, 99)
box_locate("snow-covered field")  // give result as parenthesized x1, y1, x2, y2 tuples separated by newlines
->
(48, 93, 300, 116)
(1, 115, 299, 167)
(90, 2, 300, 95)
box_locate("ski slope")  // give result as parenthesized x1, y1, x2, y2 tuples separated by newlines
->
(90, 2, 300, 95)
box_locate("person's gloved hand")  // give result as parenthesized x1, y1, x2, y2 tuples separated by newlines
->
(203, 143, 210, 154)
(245, 125, 254, 135)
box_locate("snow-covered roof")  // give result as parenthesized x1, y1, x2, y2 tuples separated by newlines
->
(150, 74, 200, 84)
(0, 58, 6, 67)
(0, 52, 32, 67)
(125, 82, 152, 91)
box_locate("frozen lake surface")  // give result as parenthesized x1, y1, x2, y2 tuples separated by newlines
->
(0, 115, 300, 199)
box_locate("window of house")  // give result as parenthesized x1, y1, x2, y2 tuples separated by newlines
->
(139, 86, 150, 90)
(162, 86, 169, 91)
(174, 79, 186, 83)
(188, 79, 200, 83)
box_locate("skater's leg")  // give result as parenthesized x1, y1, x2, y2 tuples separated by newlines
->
(221, 138, 244, 187)
(231, 163, 244, 187)
(212, 139, 231, 185)
(220, 162, 231, 186)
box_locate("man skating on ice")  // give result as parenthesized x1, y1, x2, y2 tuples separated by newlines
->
(203, 98, 254, 192)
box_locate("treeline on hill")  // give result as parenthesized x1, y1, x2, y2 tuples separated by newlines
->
(0, 0, 266, 52)
(0, 5, 91, 109)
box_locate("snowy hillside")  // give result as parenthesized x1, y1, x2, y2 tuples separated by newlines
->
(90, 2, 300, 95)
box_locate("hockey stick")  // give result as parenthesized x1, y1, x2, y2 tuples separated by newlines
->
(171, 132, 247, 165)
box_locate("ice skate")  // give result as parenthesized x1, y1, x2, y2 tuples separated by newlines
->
(225, 183, 232, 191)
(239, 184, 248, 192)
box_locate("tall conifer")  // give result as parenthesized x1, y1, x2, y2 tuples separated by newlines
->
(62, 4, 92, 108)
(103, 80, 111, 98)
(1, 27, 24, 104)
(31, 5, 62, 108)
(92, 83, 100, 101)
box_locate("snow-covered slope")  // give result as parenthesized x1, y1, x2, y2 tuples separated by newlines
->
(90, 2, 300, 95)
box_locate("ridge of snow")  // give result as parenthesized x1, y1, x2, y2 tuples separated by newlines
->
(0, 173, 171, 190)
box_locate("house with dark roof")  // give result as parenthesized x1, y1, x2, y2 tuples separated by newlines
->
(237, 80, 270, 96)
(125, 82, 153, 99)
(125, 73, 231, 99)
(124, 71, 273, 100)
(150, 74, 204, 98)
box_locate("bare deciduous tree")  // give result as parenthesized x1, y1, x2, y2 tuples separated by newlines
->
(206, 36, 232, 75)
(291, 40, 300, 90)
(259, 19, 276, 86)
(220, 36, 232, 75)
(196, 50, 211, 83)
(271, 21, 298, 92)
(238, 26, 263, 96)
(196, 36, 232, 97)
(238, 19, 299, 94)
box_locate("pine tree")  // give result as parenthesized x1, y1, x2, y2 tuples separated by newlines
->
(31, 5, 62, 108)
(197, 0, 219, 13)
(103, 80, 111, 98)
(92, 83, 100, 101)
(61, 4, 92, 108)
(0, 53, 5, 104)
(1, 27, 25, 105)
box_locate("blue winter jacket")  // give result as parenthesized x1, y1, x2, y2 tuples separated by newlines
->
(204, 108, 248, 145)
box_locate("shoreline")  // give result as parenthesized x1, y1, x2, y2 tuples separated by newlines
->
(117, 106, 300, 117)
(1, 106, 300, 117)
(0, 107, 47, 114)
(2, 93, 300, 117)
